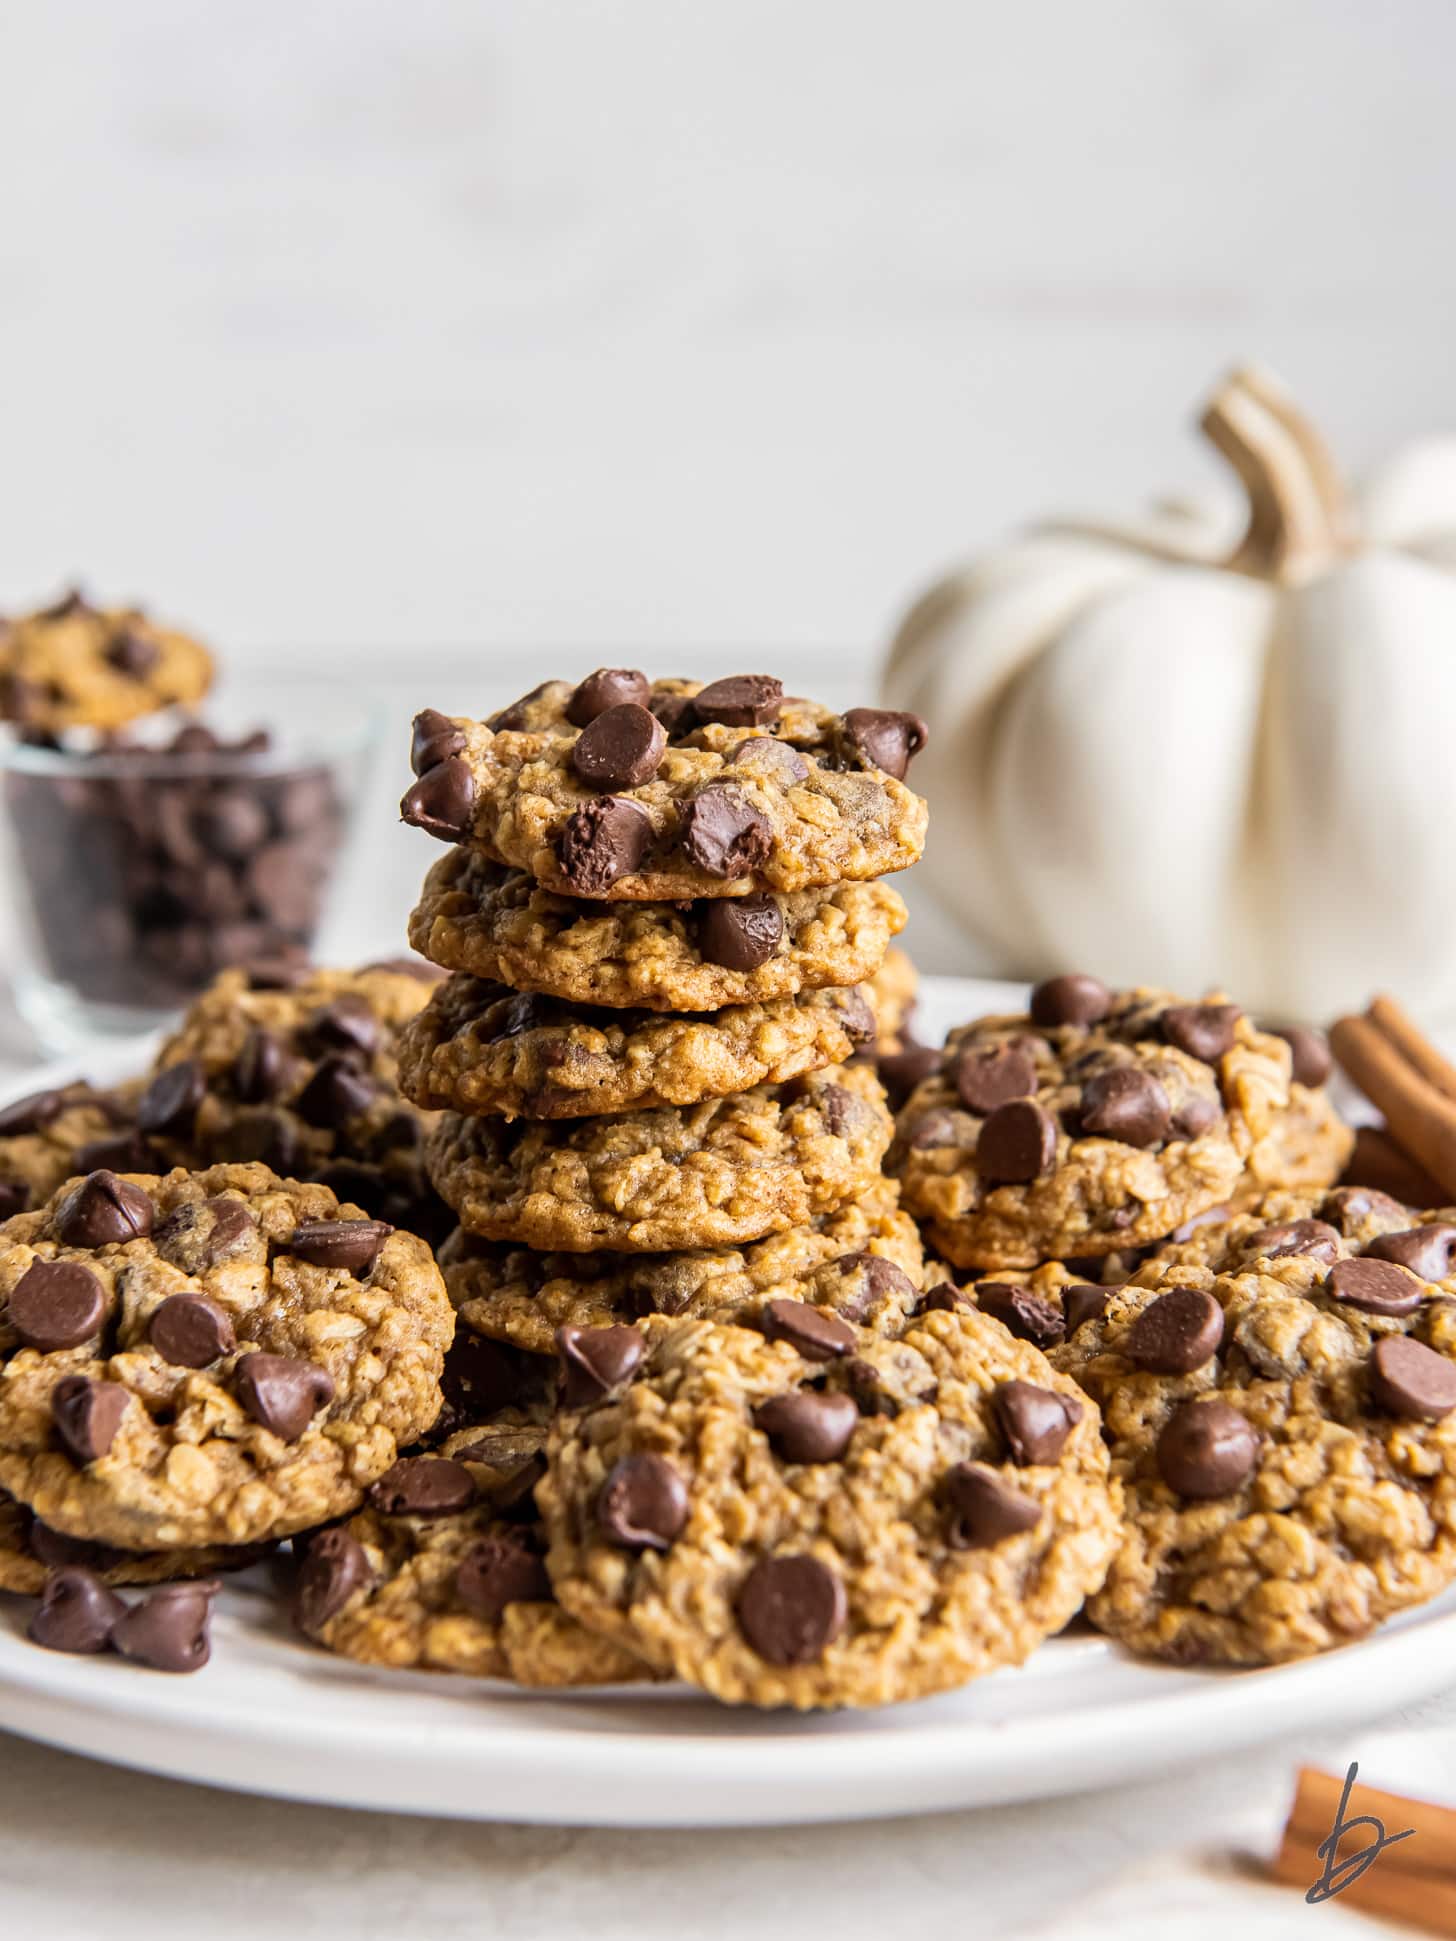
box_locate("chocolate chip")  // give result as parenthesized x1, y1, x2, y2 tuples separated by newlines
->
(74, 1131, 165, 1177)
(147, 1294, 236, 1367)
(27, 1522, 127, 1573)
(1321, 1186, 1410, 1229)
(1172, 1096, 1219, 1139)
(368, 1456, 477, 1517)
(692, 675, 784, 729)
(243, 955, 313, 991)
(760, 1299, 855, 1362)
(568, 702, 666, 793)
(819, 1083, 863, 1139)
(8, 1260, 106, 1350)
(976, 1099, 1057, 1184)
(975, 1281, 1065, 1349)
(232, 1028, 288, 1103)
(832, 988, 877, 1048)
(754, 1389, 858, 1463)
(728, 736, 810, 784)
(943, 1462, 1042, 1548)
(286, 1219, 393, 1275)
(455, 1533, 551, 1620)
(0, 1087, 68, 1137)
(993, 1380, 1083, 1465)
(410, 708, 466, 774)
(905, 1108, 959, 1149)
(698, 892, 783, 971)
(559, 795, 651, 894)
(680, 782, 772, 880)
(486, 681, 552, 731)
(105, 628, 159, 679)
(917, 1281, 972, 1315)
(304, 996, 381, 1058)
(875, 1040, 942, 1111)
(0, 1181, 28, 1220)
(56, 1171, 155, 1248)
(565, 668, 651, 727)
(111, 1583, 215, 1673)
(1366, 1225, 1456, 1282)
(1161, 1003, 1242, 1064)
(831, 1252, 917, 1321)
(1029, 974, 1111, 1029)
(1370, 1335, 1456, 1420)
(556, 1323, 645, 1408)
(842, 707, 928, 780)
(737, 1554, 846, 1664)
(597, 1452, 689, 1550)
(1063, 1284, 1110, 1336)
(199, 1198, 259, 1260)
(399, 757, 476, 843)
(1246, 1218, 1343, 1266)
(135, 1060, 205, 1139)
(235, 1352, 334, 1440)
(28, 1567, 126, 1654)
(211, 1107, 300, 1173)
(1325, 1257, 1424, 1317)
(1126, 1286, 1224, 1374)
(1079, 1067, 1171, 1148)
(1156, 1400, 1259, 1498)
(294, 1527, 372, 1632)
(52, 1376, 129, 1464)
(295, 1056, 375, 1129)
(649, 689, 698, 735)
(1273, 1024, 1332, 1089)
(954, 1043, 1037, 1115)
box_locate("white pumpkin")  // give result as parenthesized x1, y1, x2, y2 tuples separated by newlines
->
(884, 366, 1456, 1022)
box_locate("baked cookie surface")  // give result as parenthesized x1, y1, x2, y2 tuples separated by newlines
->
(0, 1484, 259, 1596)
(1053, 1248, 1456, 1663)
(537, 1306, 1118, 1709)
(440, 1179, 925, 1354)
(892, 979, 1299, 1270)
(396, 973, 874, 1119)
(0, 591, 212, 732)
(426, 1063, 894, 1254)
(407, 849, 908, 1012)
(0, 1163, 452, 1549)
(399, 675, 929, 900)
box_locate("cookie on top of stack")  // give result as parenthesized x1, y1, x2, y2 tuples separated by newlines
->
(394, 670, 937, 1362)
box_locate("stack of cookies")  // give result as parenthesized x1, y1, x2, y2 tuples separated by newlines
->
(393, 670, 937, 1374)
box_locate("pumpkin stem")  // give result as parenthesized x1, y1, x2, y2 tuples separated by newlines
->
(1200, 366, 1353, 582)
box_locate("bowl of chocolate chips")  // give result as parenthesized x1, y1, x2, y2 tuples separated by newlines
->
(0, 673, 378, 1050)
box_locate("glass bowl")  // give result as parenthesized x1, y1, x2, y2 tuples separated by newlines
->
(0, 684, 382, 1052)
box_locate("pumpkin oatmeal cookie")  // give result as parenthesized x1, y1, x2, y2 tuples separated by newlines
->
(426, 1063, 894, 1254)
(537, 1305, 1118, 1709)
(0, 1163, 452, 1550)
(398, 673, 929, 899)
(892, 977, 1298, 1271)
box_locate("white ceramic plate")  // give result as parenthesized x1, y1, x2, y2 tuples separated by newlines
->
(0, 974, 1449, 1828)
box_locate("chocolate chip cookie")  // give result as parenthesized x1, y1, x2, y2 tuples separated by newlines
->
(0, 589, 213, 733)
(396, 973, 875, 1120)
(151, 962, 448, 1239)
(0, 1485, 258, 1596)
(0, 1163, 453, 1549)
(426, 1063, 895, 1254)
(0, 1079, 152, 1220)
(439, 1179, 926, 1354)
(407, 850, 909, 1013)
(292, 1434, 650, 1686)
(892, 978, 1300, 1270)
(1054, 1254, 1456, 1663)
(399, 674, 929, 899)
(537, 1305, 1118, 1708)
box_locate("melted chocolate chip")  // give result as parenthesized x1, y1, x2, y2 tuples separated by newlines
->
(294, 1527, 372, 1632)
(841, 707, 928, 780)
(557, 1323, 645, 1408)
(760, 1299, 855, 1362)
(697, 892, 783, 971)
(975, 1281, 1065, 1349)
(455, 1533, 551, 1619)
(559, 795, 651, 894)
(56, 1171, 154, 1248)
(234, 1352, 334, 1440)
(754, 1389, 858, 1463)
(728, 736, 810, 784)
(565, 668, 651, 727)
(410, 708, 466, 774)
(1063, 1284, 1111, 1336)
(368, 1456, 477, 1517)
(1161, 1003, 1242, 1064)
(1366, 1225, 1456, 1283)
(1246, 1219, 1342, 1265)
(680, 782, 772, 880)
(286, 1219, 393, 1275)
(954, 1043, 1037, 1115)
(1079, 1067, 1171, 1149)
(692, 675, 784, 728)
(1325, 1257, 1423, 1318)
(8, 1260, 106, 1351)
(1125, 1287, 1224, 1374)
(1029, 974, 1111, 1029)
(51, 1376, 129, 1464)
(993, 1380, 1082, 1465)
(400, 757, 476, 843)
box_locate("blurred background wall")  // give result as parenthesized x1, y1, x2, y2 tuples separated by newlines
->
(3, 0, 1455, 961)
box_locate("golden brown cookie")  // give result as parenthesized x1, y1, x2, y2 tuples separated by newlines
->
(0, 1485, 262, 1596)
(0, 590, 212, 732)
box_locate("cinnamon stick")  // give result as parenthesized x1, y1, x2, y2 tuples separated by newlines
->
(1329, 1005, 1456, 1203)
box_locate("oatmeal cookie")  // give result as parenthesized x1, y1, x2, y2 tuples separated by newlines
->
(0, 589, 212, 733)
(1129, 1184, 1453, 1290)
(0, 1485, 260, 1596)
(398, 674, 929, 899)
(537, 1306, 1118, 1708)
(150, 962, 449, 1240)
(396, 974, 875, 1119)
(891, 977, 1296, 1271)
(1053, 1251, 1456, 1663)
(440, 1179, 925, 1354)
(292, 1434, 650, 1686)
(406, 849, 908, 1012)
(426, 1063, 894, 1254)
(0, 1163, 453, 1549)
(0, 1079, 153, 1219)
(866, 947, 918, 1053)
